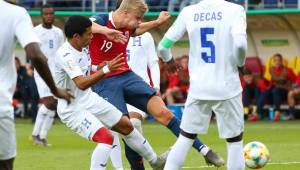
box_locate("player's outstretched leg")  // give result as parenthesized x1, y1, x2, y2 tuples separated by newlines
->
(112, 116, 168, 170)
(90, 128, 114, 170)
(226, 133, 245, 170)
(147, 96, 224, 167)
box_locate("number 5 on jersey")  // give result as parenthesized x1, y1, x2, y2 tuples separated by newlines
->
(101, 40, 112, 52)
(201, 27, 215, 63)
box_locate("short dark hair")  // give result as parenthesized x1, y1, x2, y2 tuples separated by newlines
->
(273, 53, 283, 60)
(41, 4, 54, 14)
(116, 0, 123, 9)
(64, 15, 92, 38)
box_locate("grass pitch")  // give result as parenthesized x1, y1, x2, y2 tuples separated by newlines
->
(14, 119, 300, 170)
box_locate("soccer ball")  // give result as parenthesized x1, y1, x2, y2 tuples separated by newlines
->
(243, 141, 270, 169)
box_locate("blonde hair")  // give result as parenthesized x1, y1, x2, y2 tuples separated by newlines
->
(118, 0, 148, 16)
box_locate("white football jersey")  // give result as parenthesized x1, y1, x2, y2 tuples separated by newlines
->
(34, 24, 64, 72)
(164, 0, 247, 100)
(0, 0, 39, 115)
(127, 32, 160, 88)
(54, 41, 94, 113)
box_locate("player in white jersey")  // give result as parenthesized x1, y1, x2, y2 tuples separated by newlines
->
(104, 32, 160, 170)
(55, 15, 167, 170)
(31, 4, 65, 146)
(0, 1, 73, 169)
(158, 0, 247, 169)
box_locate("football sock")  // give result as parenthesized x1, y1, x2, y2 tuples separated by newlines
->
(32, 105, 48, 136)
(130, 118, 143, 134)
(90, 143, 112, 170)
(125, 118, 144, 169)
(109, 131, 123, 170)
(39, 110, 55, 139)
(122, 129, 157, 164)
(164, 134, 193, 170)
(227, 141, 245, 170)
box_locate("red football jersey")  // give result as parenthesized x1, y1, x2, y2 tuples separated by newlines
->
(89, 12, 134, 77)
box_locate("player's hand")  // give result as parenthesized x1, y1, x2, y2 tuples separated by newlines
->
(52, 88, 74, 104)
(166, 58, 182, 74)
(107, 53, 127, 72)
(104, 28, 127, 44)
(156, 11, 171, 25)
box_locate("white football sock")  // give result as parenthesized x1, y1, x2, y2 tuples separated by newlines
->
(130, 118, 143, 134)
(164, 134, 194, 170)
(122, 129, 157, 163)
(39, 110, 55, 139)
(32, 105, 48, 136)
(90, 143, 112, 170)
(109, 131, 123, 170)
(199, 145, 210, 156)
(227, 141, 245, 170)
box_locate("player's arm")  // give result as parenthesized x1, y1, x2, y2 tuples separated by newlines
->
(232, 7, 247, 67)
(72, 53, 125, 90)
(25, 43, 73, 102)
(157, 9, 187, 73)
(91, 20, 127, 44)
(16, 9, 73, 102)
(146, 33, 160, 91)
(133, 11, 171, 36)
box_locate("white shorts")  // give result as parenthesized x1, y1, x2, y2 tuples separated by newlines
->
(57, 92, 123, 141)
(180, 94, 244, 139)
(34, 74, 52, 98)
(126, 104, 147, 119)
(0, 114, 16, 160)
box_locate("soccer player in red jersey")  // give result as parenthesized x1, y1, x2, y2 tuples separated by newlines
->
(89, 0, 224, 169)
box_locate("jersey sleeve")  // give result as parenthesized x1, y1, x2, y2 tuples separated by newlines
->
(145, 33, 160, 89)
(14, 8, 40, 48)
(90, 13, 109, 26)
(146, 33, 158, 63)
(58, 52, 83, 79)
(158, 8, 187, 62)
(164, 8, 187, 42)
(231, 6, 247, 35)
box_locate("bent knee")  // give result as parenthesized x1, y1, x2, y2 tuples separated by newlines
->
(155, 109, 174, 125)
(92, 127, 113, 145)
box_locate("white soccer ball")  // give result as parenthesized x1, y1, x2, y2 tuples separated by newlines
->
(243, 141, 270, 169)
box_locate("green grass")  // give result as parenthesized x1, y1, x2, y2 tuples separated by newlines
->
(14, 119, 300, 170)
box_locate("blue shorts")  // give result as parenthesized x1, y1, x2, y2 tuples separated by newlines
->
(92, 71, 156, 115)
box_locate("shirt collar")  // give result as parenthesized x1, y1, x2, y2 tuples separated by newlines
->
(109, 12, 116, 28)
(66, 41, 82, 56)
